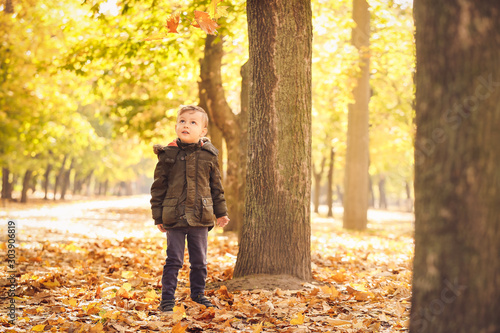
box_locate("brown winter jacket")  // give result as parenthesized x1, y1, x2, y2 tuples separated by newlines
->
(150, 138, 227, 229)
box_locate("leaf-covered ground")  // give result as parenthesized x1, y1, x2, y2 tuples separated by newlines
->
(1, 196, 414, 332)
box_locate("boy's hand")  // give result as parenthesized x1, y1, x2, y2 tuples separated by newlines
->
(216, 216, 230, 228)
(157, 224, 167, 232)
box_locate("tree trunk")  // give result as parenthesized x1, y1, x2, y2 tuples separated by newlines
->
(327, 148, 335, 217)
(1, 167, 11, 199)
(233, 61, 250, 241)
(199, 35, 247, 236)
(43, 164, 52, 200)
(312, 157, 326, 214)
(410, 2, 500, 332)
(20, 169, 33, 203)
(60, 158, 74, 200)
(233, 0, 312, 281)
(378, 175, 387, 209)
(368, 174, 375, 208)
(405, 180, 413, 212)
(53, 154, 68, 201)
(208, 122, 224, 180)
(343, 0, 370, 230)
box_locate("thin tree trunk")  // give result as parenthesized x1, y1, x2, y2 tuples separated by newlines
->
(199, 34, 245, 235)
(343, 0, 370, 230)
(327, 148, 335, 217)
(312, 157, 326, 214)
(410, 1, 500, 332)
(60, 158, 74, 200)
(1, 167, 11, 199)
(20, 169, 33, 203)
(53, 155, 68, 201)
(234, 0, 312, 281)
(43, 164, 52, 200)
(378, 175, 387, 209)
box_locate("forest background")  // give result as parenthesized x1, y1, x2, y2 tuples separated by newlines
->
(0, 0, 414, 211)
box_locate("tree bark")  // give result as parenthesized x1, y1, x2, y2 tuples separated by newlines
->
(410, 2, 500, 332)
(233, 0, 312, 281)
(20, 169, 33, 203)
(343, 0, 370, 230)
(327, 148, 335, 217)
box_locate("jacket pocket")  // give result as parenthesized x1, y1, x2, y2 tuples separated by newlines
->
(162, 198, 178, 225)
(201, 196, 214, 222)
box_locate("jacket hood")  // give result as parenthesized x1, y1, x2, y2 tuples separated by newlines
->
(153, 137, 218, 156)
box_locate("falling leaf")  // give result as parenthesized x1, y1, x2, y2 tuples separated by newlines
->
(165, 12, 180, 33)
(209, 0, 223, 17)
(193, 10, 219, 35)
(290, 312, 305, 325)
(214, 6, 228, 19)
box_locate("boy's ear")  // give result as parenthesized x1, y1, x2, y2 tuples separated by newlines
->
(202, 127, 208, 137)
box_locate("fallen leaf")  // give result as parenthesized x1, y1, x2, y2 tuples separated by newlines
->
(290, 312, 305, 325)
(31, 325, 46, 332)
(172, 321, 188, 333)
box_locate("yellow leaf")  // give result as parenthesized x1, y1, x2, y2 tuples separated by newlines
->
(214, 6, 228, 19)
(31, 325, 46, 332)
(122, 282, 132, 291)
(43, 280, 60, 289)
(89, 322, 104, 333)
(121, 271, 134, 279)
(145, 290, 158, 299)
(63, 298, 78, 307)
(252, 322, 263, 333)
(136, 311, 147, 320)
(321, 284, 340, 298)
(173, 304, 186, 322)
(290, 312, 305, 325)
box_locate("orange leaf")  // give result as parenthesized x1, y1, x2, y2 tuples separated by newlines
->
(193, 10, 219, 35)
(165, 12, 180, 33)
(172, 321, 188, 333)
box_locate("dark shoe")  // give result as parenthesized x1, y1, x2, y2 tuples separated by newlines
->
(192, 294, 214, 308)
(158, 299, 175, 312)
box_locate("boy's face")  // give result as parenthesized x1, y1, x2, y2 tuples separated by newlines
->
(175, 110, 208, 144)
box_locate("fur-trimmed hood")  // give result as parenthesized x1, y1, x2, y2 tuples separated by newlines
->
(153, 137, 218, 156)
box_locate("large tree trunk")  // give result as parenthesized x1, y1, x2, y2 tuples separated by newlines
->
(199, 35, 247, 236)
(410, 2, 500, 332)
(20, 169, 33, 203)
(233, 0, 312, 281)
(343, 0, 370, 230)
(327, 148, 335, 217)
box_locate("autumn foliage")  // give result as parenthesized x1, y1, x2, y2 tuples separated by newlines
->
(0, 197, 413, 332)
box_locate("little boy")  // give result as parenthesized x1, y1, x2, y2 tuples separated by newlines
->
(150, 105, 230, 312)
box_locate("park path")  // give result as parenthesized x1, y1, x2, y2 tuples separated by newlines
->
(1, 195, 160, 244)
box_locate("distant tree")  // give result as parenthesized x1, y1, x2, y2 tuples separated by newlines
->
(234, 0, 313, 280)
(411, 1, 500, 332)
(343, 0, 370, 230)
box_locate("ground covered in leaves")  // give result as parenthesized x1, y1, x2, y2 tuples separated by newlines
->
(1, 196, 414, 332)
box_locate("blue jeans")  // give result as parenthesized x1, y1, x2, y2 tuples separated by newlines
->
(161, 227, 208, 300)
